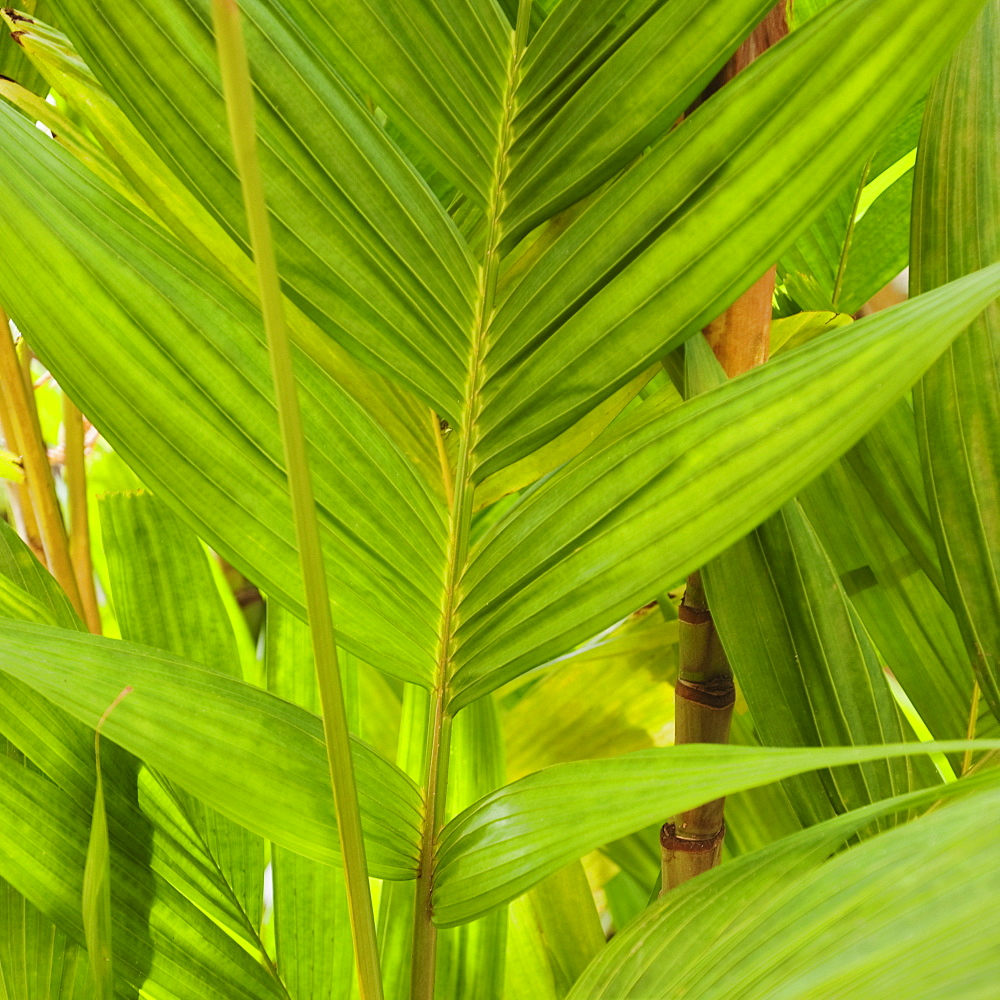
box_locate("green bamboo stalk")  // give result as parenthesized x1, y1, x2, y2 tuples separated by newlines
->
(662, 4, 787, 893)
(209, 4, 383, 998)
(63, 395, 102, 633)
(0, 310, 84, 616)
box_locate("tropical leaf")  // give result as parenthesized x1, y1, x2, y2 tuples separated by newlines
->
(0, 96, 447, 684)
(0, 751, 288, 1000)
(0, 875, 93, 1000)
(265, 602, 354, 1000)
(432, 738, 999, 925)
(913, 0, 1000, 721)
(452, 271, 1000, 707)
(568, 775, 1000, 999)
(477, 0, 981, 475)
(0, 617, 422, 878)
(81, 729, 114, 1000)
(100, 490, 268, 930)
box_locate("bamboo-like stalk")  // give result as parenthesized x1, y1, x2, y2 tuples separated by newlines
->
(210, 4, 383, 998)
(662, 571, 736, 889)
(662, 4, 787, 893)
(0, 372, 43, 560)
(0, 310, 84, 615)
(63, 395, 102, 633)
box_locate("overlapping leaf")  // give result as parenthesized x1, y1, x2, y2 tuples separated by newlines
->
(0, 98, 446, 683)
(452, 271, 1000, 707)
(0, 617, 422, 878)
(48, 0, 480, 414)
(476, 0, 985, 476)
(433, 739, 999, 925)
(568, 777, 1000, 999)
(913, 0, 1000, 721)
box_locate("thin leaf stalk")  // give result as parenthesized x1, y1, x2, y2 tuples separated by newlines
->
(63, 394, 102, 633)
(0, 307, 84, 615)
(210, 4, 382, 998)
(662, 3, 787, 893)
(962, 682, 981, 776)
(411, 4, 533, 996)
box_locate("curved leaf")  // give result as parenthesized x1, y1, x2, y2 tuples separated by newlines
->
(433, 739, 1000, 926)
(569, 780, 1000, 999)
(0, 617, 422, 879)
(48, 0, 480, 415)
(0, 753, 287, 1000)
(0, 98, 446, 684)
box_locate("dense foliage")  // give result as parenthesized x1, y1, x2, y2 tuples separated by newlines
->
(0, 1, 997, 998)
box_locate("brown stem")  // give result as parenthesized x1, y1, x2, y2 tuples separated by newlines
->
(63, 395, 102, 633)
(0, 312, 83, 615)
(0, 377, 43, 560)
(661, 3, 787, 893)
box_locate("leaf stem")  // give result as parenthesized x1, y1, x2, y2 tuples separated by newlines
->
(0, 309, 84, 615)
(210, 4, 382, 998)
(962, 682, 981, 776)
(63, 395, 102, 633)
(411, 3, 533, 994)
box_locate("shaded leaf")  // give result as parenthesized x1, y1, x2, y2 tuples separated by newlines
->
(912, 0, 1000, 720)
(0, 617, 422, 878)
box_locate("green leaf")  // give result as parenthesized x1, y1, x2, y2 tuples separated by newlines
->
(436, 696, 508, 1000)
(432, 738, 1000, 926)
(265, 601, 355, 999)
(272, 0, 511, 208)
(778, 99, 923, 315)
(0, 875, 93, 1000)
(502, 606, 677, 780)
(503, 894, 559, 1000)
(100, 490, 266, 928)
(452, 269, 1000, 707)
(477, 0, 986, 476)
(0, 2, 54, 96)
(568, 777, 1000, 999)
(100, 491, 243, 677)
(0, 97, 447, 685)
(0, 517, 82, 632)
(81, 730, 114, 1000)
(504, 0, 777, 241)
(0, 617, 422, 879)
(842, 399, 944, 593)
(0, 752, 287, 1000)
(522, 862, 605, 998)
(703, 497, 913, 827)
(799, 449, 994, 766)
(48, 0, 480, 417)
(769, 311, 853, 356)
(473, 364, 662, 513)
(912, 0, 1000, 721)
